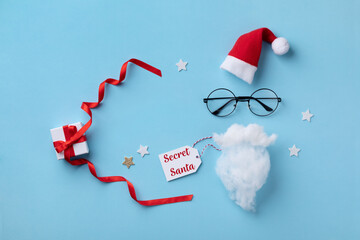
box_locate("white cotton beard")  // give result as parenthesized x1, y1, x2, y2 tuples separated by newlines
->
(214, 124, 276, 211)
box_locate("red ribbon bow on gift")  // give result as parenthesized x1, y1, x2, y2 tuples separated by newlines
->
(53, 59, 193, 206)
(53, 125, 87, 159)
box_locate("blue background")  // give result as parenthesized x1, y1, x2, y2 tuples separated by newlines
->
(0, 0, 359, 239)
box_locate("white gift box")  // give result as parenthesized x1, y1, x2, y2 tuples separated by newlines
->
(50, 122, 89, 160)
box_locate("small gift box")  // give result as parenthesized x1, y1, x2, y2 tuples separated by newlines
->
(50, 122, 89, 160)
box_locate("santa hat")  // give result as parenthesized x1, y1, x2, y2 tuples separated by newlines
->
(220, 28, 289, 84)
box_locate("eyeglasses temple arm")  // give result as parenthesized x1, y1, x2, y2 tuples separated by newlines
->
(211, 99, 236, 116)
(203, 97, 235, 103)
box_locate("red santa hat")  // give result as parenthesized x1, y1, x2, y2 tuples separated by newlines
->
(220, 28, 289, 84)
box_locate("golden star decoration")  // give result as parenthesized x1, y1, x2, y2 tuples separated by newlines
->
(123, 156, 135, 169)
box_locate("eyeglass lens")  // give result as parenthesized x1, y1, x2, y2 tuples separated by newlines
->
(206, 88, 236, 117)
(249, 89, 279, 116)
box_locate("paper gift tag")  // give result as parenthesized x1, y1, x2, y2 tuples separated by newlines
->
(159, 146, 202, 181)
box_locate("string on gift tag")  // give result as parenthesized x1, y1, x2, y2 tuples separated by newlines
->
(53, 59, 193, 206)
(192, 136, 221, 158)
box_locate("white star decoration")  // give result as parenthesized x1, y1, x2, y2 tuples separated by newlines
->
(302, 109, 314, 122)
(137, 145, 149, 158)
(176, 59, 187, 71)
(289, 145, 300, 157)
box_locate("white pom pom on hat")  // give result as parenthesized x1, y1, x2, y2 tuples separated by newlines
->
(220, 28, 290, 84)
(272, 37, 290, 55)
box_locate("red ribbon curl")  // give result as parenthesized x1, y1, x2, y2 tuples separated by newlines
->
(53, 59, 193, 206)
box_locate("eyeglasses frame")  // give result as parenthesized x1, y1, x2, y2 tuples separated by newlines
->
(203, 88, 282, 117)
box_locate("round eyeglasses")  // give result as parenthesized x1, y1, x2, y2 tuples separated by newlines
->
(203, 88, 281, 117)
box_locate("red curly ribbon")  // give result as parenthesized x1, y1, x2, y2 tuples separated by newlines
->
(54, 59, 193, 206)
(65, 158, 193, 206)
